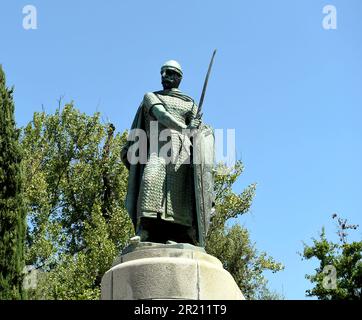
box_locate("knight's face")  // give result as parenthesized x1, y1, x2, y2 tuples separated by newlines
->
(161, 69, 182, 90)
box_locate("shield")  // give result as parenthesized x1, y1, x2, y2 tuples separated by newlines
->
(192, 124, 215, 247)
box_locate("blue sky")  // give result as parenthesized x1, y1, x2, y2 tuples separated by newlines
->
(1, 0, 361, 299)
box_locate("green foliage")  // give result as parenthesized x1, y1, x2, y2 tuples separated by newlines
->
(0, 65, 26, 299)
(206, 162, 284, 300)
(21, 103, 133, 299)
(302, 214, 362, 299)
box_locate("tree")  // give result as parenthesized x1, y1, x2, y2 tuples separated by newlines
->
(22, 104, 283, 299)
(206, 163, 284, 300)
(301, 214, 362, 300)
(0, 65, 26, 299)
(21, 103, 133, 299)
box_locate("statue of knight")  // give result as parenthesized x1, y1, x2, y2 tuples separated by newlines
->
(121, 52, 216, 247)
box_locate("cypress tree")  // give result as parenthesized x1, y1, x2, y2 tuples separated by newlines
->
(0, 65, 26, 299)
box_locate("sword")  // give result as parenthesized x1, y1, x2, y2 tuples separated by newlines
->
(196, 49, 217, 118)
(191, 50, 217, 246)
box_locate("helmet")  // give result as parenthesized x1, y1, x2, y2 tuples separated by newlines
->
(161, 60, 183, 77)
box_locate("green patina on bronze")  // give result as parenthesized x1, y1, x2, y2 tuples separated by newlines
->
(121, 58, 215, 247)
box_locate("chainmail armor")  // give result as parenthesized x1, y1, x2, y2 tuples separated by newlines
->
(137, 91, 197, 226)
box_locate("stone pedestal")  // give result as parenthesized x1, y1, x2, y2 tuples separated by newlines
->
(101, 243, 245, 300)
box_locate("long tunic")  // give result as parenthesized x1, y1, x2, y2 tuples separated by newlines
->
(136, 90, 197, 227)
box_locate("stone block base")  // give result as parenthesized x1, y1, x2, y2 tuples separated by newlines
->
(101, 243, 245, 300)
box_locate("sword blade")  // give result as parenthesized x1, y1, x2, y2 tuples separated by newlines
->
(197, 49, 217, 117)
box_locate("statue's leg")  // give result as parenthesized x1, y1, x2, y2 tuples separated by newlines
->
(136, 217, 151, 242)
(161, 220, 197, 245)
(137, 216, 197, 244)
(137, 216, 164, 242)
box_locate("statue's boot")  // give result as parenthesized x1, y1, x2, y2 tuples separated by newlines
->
(136, 228, 150, 242)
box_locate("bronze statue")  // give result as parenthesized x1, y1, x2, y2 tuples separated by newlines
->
(121, 56, 215, 247)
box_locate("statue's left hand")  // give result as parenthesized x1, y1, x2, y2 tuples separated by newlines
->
(187, 117, 202, 130)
